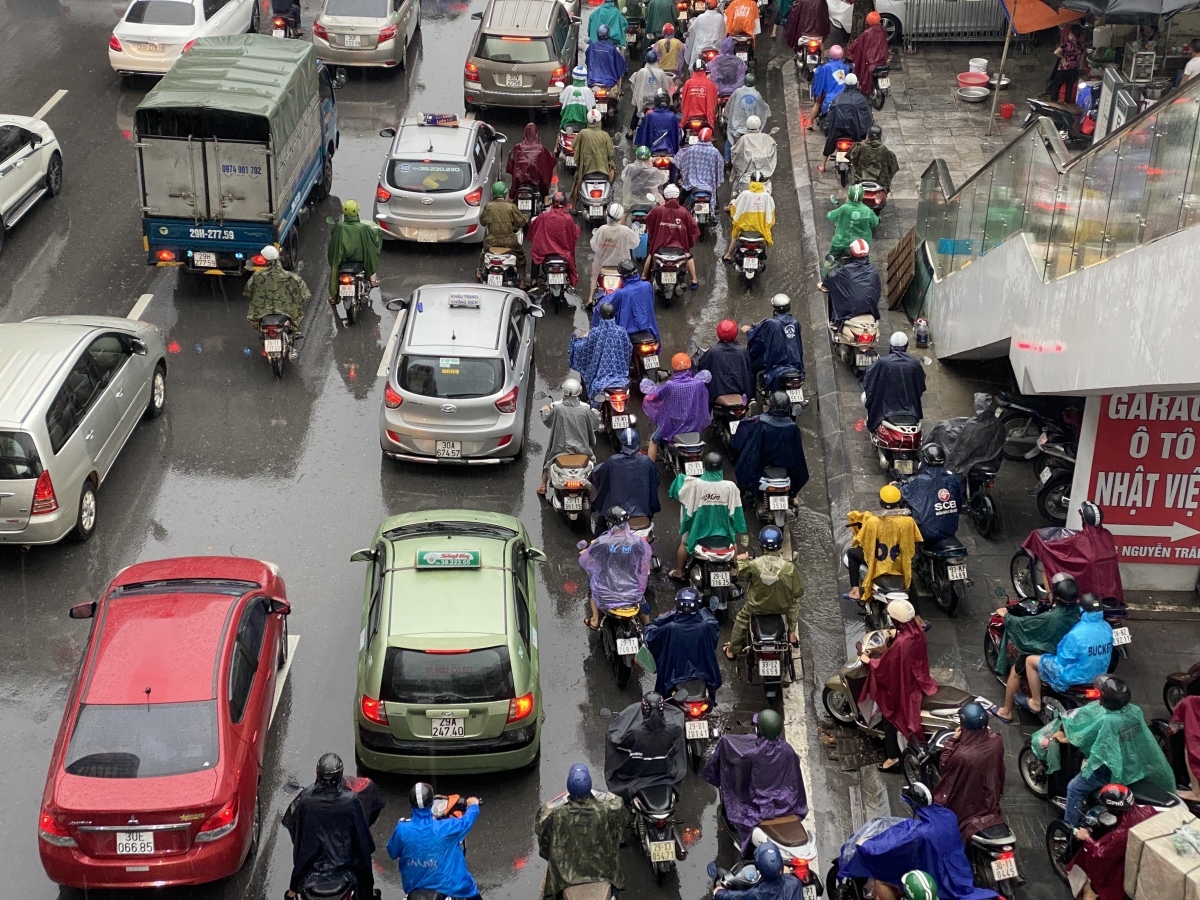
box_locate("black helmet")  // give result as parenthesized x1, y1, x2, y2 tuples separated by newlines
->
(599, 301, 616, 319)
(759, 525, 783, 551)
(920, 444, 945, 466)
(654, 88, 670, 109)
(410, 781, 434, 810)
(641, 691, 666, 719)
(1080, 501, 1103, 527)
(743, 73, 756, 88)
(551, 190, 568, 208)
(1098, 783, 1135, 814)
(1051, 572, 1079, 605)
(675, 587, 702, 614)
(756, 708, 784, 739)
(868, 124, 883, 141)
(1096, 675, 1131, 711)
(618, 259, 638, 278)
(607, 505, 630, 525)
(960, 702, 988, 730)
(316, 752, 344, 786)
(769, 391, 791, 416)
(693, 56, 706, 71)
(703, 451, 723, 472)
(1079, 592, 1103, 613)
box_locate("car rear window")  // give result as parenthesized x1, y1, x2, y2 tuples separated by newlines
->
(324, 0, 388, 15)
(387, 160, 471, 193)
(475, 34, 554, 64)
(382, 647, 515, 704)
(64, 701, 218, 779)
(0, 431, 41, 479)
(400, 355, 503, 399)
(125, 0, 196, 25)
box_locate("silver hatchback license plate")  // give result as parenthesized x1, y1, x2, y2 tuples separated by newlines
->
(436, 441, 462, 458)
(948, 564, 968, 581)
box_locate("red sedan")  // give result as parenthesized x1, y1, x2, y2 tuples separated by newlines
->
(38, 556, 291, 889)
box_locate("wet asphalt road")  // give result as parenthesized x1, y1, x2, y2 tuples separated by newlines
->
(0, 5, 853, 899)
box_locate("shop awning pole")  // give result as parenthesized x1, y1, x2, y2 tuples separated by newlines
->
(987, 0, 1017, 136)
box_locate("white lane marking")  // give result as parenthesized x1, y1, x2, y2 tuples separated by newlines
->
(127, 293, 154, 320)
(270, 634, 300, 729)
(377, 309, 405, 377)
(784, 661, 819, 874)
(33, 90, 68, 120)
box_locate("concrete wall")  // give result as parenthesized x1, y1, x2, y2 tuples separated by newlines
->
(923, 228, 1200, 396)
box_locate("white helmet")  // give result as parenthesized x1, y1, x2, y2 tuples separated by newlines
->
(261, 245, 280, 261)
(770, 293, 790, 310)
(844, 72, 859, 87)
(890, 331, 909, 349)
(562, 377, 583, 397)
(746, 115, 762, 132)
(608, 202, 625, 221)
(663, 183, 680, 199)
(587, 108, 603, 125)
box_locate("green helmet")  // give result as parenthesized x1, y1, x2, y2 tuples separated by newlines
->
(901, 871, 939, 900)
(635, 145, 652, 160)
(491, 180, 508, 199)
(743, 73, 756, 88)
(757, 709, 784, 740)
(343, 198, 360, 216)
(848, 184, 864, 203)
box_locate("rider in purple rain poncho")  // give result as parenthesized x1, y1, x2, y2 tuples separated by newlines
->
(640, 353, 712, 462)
(707, 37, 748, 97)
(579, 513, 654, 629)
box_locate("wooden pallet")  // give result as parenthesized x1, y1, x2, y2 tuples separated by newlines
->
(886, 227, 916, 310)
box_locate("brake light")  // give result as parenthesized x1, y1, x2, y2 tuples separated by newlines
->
(195, 796, 238, 842)
(109, 33, 122, 52)
(376, 183, 392, 203)
(791, 858, 810, 879)
(608, 391, 627, 413)
(565, 480, 584, 490)
(38, 811, 76, 847)
(312, 21, 328, 38)
(339, 274, 355, 285)
(31, 470, 58, 515)
(595, 87, 608, 98)
(1082, 687, 1101, 699)
(655, 819, 668, 829)
(273, 16, 285, 26)
(683, 699, 710, 718)
(379, 24, 398, 42)
(551, 65, 566, 86)
(266, 326, 280, 338)
(677, 1, 686, 8)
(857, 332, 874, 343)
(495, 386, 519, 414)
(465, 187, 483, 207)
(806, 39, 820, 51)
(182, 39, 195, 53)
(384, 383, 403, 408)
(836, 138, 854, 151)
(155, 249, 176, 262)
(465, 61, 480, 82)
(251, 253, 267, 267)
(653, 156, 672, 168)
(507, 692, 535, 723)
(639, 342, 659, 353)
(360, 694, 389, 725)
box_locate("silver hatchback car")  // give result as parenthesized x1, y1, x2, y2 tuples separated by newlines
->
(379, 284, 543, 464)
(0, 316, 167, 546)
(373, 115, 507, 244)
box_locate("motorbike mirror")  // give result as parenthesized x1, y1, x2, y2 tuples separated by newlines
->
(333, 68, 348, 88)
(770, 127, 779, 135)
(707, 862, 720, 880)
(284, 779, 303, 793)
(855, 640, 863, 654)
(576, 540, 589, 551)
(830, 194, 840, 206)
(380, 127, 397, 138)
(325, 216, 339, 225)
(599, 707, 613, 719)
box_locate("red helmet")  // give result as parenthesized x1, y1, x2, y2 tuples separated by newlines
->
(866, 10, 881, 25)
(662, 22, 675, 35)
(716, 319, 738, 342)
(706, 0, 718, 8)
(849, 238, 870, 258)
(698, 126, 714, 143)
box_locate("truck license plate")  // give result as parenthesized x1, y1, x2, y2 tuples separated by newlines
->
(263, 338, 283, 353)
(710, 570, 730, 587)
(991, 856, 1018, 881)
(563, 495, 583, 511)
(548, 273, 566, 284)
(431, 716, 465, 737)
(1112, 626, 1132, 646)
(769, 494, 788, 510)
(948, 564, 968, 581)
(116, 831, 155, 855)
(339, 283, 355, 297)
(1039, 466, 1053, 484)
(695, 203, 710, 214)
(649, 840, 676, 862)
(684, 461, 703, 476)
(660, 271, 677, 283)
(616, 637, 640, 656)
(759, 659, 781, 677)
(610, 415, 630, 429)
(435, 441, 462, 458)
(685, 720, 710, 739)
(487, 274, 504, 285)
(743, 257, 759, 270)
(856, 354, 876, 367)
(894, 458, 914, 475)
(506, 74, 523, 86)
(193, 251, 217, 268)
(643, 354, 659, 369)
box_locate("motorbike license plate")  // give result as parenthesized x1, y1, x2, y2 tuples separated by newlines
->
(948, 564, 968, 581)
(803, 887, 818, 900)
(685, 719, 710, 739)
(436, 441, 462, 458)
(786, 389, 804, 403)
(856, 354, 876, 368)
(743, 257, 759, 270)
(689, 135, 698, 144)
(616, 637, 640, 656)
(272, 27, 285, 36)
(894, 458, 914, 475)
(728, 419, 740, 434)
(263, 338, 283, 353)
(487, 274, 504, 285)
(710, 570, 731, 587)
(339, 283, 356, 297)
(633, 223, 646, 234)
(610, 414, 630, 429)
(596, 102, 608, 113)
(678, 8, 688, 17)
(589, 205, 603, 217)
(1039, 466, 1053, 484)
(759, 659, 781, 677)
(661, 271, 677, 283)
(431, 716, 466, 738)
(116, 831, 155, 855)
(417, 229, 438, 243)
(548, 272, 566, 284)
(1112, 626, 1132, 646)
(194, 251, 217, 268)
(695, 202, 710, 214)
(505, 74, 523, 87)
(565, 156, 577, 167)
(643, 354, 660, 370)
(806, 54, 819, 65)
(769, 494, 788, 511)
(878, 77, 891, 89)
(991, 856, 1019, 882)
(684, 461, 704, 477)
(564, 495, 584, 511)
(344, 33, 362, 46)
(518, 199, 532, 211)
(736, 51, 748, 61)
(649, 840, 676, 862)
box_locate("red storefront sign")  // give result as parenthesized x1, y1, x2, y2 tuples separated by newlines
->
(1089, 393, 1200, 564)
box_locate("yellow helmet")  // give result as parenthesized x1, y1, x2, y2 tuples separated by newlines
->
(343, 199, 360, 216)
(880, 484, 902, 506)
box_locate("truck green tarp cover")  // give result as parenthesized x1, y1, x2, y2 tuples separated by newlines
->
(135, 34, 318, 148)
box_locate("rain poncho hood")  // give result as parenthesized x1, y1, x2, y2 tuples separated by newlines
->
(622, 158, 670, 208)
(527, 207, 580, 283)
(729, 182, 776, 245)
(862, 347, 925, 432)
(570, 319, 632, 398)
(630, 63, 673, 113)
(386, 804, 480, 898)
(328, 214, 383, 299)
(1039, 610, 1113, 692)
(604, 700, 687, 800)
(1032, 703, 1175, 791)
(847, 509, 922, 597)
(635, 108, 681, 156)
(731, 131, 778, 185)
(641, 370, 712, 441)
(644, 607, 722, 696)
(993, 602, 1080, 676)
(702, 732, 808, 852)
(926, 393, 1006, 478)
(283, 779, 378, 896)
(685, 8, 727, 64)
(784, 0, 830, 47)
(847, 24, 890, 94)
(707, 38, 748, 95)
(931, 728, 1006, 842)
(579, 521, 653, 610)
(858, 619, 938, 742)
(731, 413, 810, 495)
(595, 273, 659, 340)
(1021, 523, 1125, 603)
(822, 89, 874, 157)
(696, 340, 753, 402)
(646, 199, 700, 254)
(671, 470, 747, 552)
(537, 791, 628, 899)
(747, 314, 803, 380)
(591, 448, 662, 520)
(574, 123, 616, 177)
(589, 0, 629, 47)
(590, 222, 641, 286)
(507, 123, 557, 195)
(827, 198, 878, 251)
(900, 464, 963, 542)
(824, 257, 881, 326)
(540, 396, 598, 470)
(726, 86, 771, 140)
(849, 138, 899, 192)
(1067, 804, 1159, 900)
(586, 38, 628, 87)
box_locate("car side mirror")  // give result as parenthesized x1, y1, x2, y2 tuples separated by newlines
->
(350, 548, 375, 562)
(129, 338, 148, 356)
(69, 602, 96, 619)
(386, 297, 409, 311)
(380, 127, 396, 138)
(528, 304, 545, 318)
(526, 547, 549, 562)
(333, 68, 348, 88)
(270, 598, 292, 615)
(29, 133, 42, 149)
(493, 133, 507, 145)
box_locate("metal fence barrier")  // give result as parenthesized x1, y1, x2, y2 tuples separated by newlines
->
(901, 0, 1009, 48)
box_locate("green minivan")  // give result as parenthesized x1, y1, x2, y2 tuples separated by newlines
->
(351, 510, 546, 774)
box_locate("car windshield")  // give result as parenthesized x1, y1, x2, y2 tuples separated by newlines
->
(399, 355, 503, 399)
(124, 0, 196, 25)
(476, 35, 554, 64)
(382, 647, 515, 704)
(386, 160, 471, 193)
(324, 0, 388, 15)
(64, 701, 218, 778)
(0, 431, 40, 480)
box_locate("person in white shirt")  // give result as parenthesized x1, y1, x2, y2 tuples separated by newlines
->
(1185, 38, 1200, 81)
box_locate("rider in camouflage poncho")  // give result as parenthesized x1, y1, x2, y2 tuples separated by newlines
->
(536, 775, 628, 900)
(245, 246, 310, 327)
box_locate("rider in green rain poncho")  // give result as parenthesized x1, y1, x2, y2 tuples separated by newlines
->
(327, 199, 383, 303)
(822, 183, 878, 279)
(644, 0, 676, 36)
(589, 0, 629, 48)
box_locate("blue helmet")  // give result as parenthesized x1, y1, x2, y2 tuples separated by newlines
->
(645, 48, 659, 63)
(597, 23, 611, 40)
(759, 525, 783, 552)
(618, 427, 640, 452)
(754, 841, 785, 881)
(960, 702, 988, 731)
(675, 588, 702, 614)
(567, 763, 592, 798)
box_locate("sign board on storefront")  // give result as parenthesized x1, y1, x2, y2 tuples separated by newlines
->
(1089, 393, 1200, 564)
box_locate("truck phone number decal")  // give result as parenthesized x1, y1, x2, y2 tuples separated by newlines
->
(189, 227, 236, 240)
(221, 164, 263, 177)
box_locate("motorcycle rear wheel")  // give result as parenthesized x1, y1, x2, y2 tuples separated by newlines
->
(999, 411, 1041, 460)
(900, 748, 922, 785)
(983, 631, 1001, 681)
(1037, 471, 1073, 525)
(1009, 550, 1037, 600)
(271, 356, 284, 380)
(345, 298, 358, 326)
(970, 492, 998, 538)
(931, 566, 962, 617)
(871, 88, 886, 110)
(1166, 682, 1187, 713)
(1044, 819, 1074, 883)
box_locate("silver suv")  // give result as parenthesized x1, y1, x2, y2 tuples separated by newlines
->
(0, 317, 167, 546)
(379, 284, 543, 464)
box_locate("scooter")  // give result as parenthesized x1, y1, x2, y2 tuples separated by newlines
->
(480, 248, 521, 288)
(592, 266, 625, 305)
(629, 514, 662, 571)
(797, 36, 822, 82)
(515, 183, 544, 218)
(270, 15, 298, 37)
(651, 246, 690, 306)
(547, 453, 594, 529)
(336, 262, 371, 325)
(591, 82, 622, 124)
(756, 466, 792, 529)
(832, 137, 855, 187)
(685, 538, 739, 619)
(868, 64, 890, 110)
(599, 384, 637, 450)
(669, 678, 717, 768)
(630, 330, 662, 385)
(557, 123, 580, 168)
(1163, 660, 1200, 713)
(871, 413, 922, 480)
(295, 777, 384, 899)
(914, 537, 969, 617)
(1034, 428, 1077, 525)
(629, 206, 652, 259)
(994, 392, 1082, 462)
(843, 552, 907, 631)
(662, 431, 706, 479)
(598, 603, 645, 689)
(580, 174, 613, 227)
(1024, 97, 1091, 148)
(743, 612, 798, 703)
(1150, 718, 1200, 811)
(856, 179, 889, 213)
(732, 231, 766, 283)
(541, 254, 571, 313)
(259, 313, 298, 379)
(757, 369, 806, 418)
(685, 188, 714, 236)
(964, 462, 1000, 538)
(711, 396, 748, 452)
(631, 785, 686, 882)
(828, 315, 879, 377)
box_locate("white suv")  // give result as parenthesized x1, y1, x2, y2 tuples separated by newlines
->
(0, 115, 63, 255)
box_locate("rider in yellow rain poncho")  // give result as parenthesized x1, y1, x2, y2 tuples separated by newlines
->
(723, 177, 776, 261)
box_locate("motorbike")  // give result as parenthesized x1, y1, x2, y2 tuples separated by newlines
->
(832, 136, 855, 187)
(293, 777, 385, 900)
(515, 183, 544, 219)
(871, 414, 922, 480)
(630, 330, 663, 385)
(685, 188, 714, 236)
(557, 123, 580, 168)
(756, 369, 806, 418)
(629, 206, 652, 259)
(994, 392, 1082, 462)
(580, 174, 613, 227)
(599, 384, 637, 450)
(1162, 660, 1200, 713)
(1024, 96, 1091, 148)
(682, 115, 709, 145)
(914, 537, 969, 617)
(797, 36, 822, 82)
(732, 231, 766, 283)
(744, 612, 797, 703)
(868, 64, 890, 110)
(541, 254, 571, 313)
(480, 248, 521, 288)
(337, 262, 371, 325)
(730, 32, 753, 64)
(599, 603, 645, 689)
(710, 853, 824, 899)
(1034, 428, 1077, 525)
(964, 462, 1000, 538)
(828, 314, 878, 377)
(754, 466, 792, 530)
(662, 430, 706, 479)
(669, 678, 717, 769)
(651, 148, 676, 183)
(712, 396, 748, 452)
(855, 179, 888, 213)
(631, 783, 686, 883)
(271, 14, 298, 37)
(259, 313, 298, 379)
(843, 547, 908, 630)
(592, 266, 625, 306)
(651, 246, 690, 306)
(591, 82, 622, 124)
(685, 538, 739, 619)
(548, 453, 594, 529)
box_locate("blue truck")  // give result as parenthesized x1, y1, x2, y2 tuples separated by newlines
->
(134, 34, 338, 274)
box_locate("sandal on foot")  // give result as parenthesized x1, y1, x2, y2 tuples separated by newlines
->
(990, 707, 1015, 724)
(583, 617, 601, 632)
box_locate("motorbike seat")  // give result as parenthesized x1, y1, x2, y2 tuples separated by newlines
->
(882, 414, 920, 426)
(583, 173, 610, 185)
(856, 180, 882, 191)
(636, 784, 676, 812)
(1031, 98, 1083, 116)
(739, 231, 764, 241)
(758, 814, 808, 847)
(629, 330, 657, 345)
(259, 313, 292, 327)
(714, 394, 745, 407)
(1128, 779, 1179, 808)
(673, 431, 703, 448)
(972, 823, 1015, 847)
(696, 537, 734, 551)
(921, 684, 974, 711)
(487, 247, 515, 257)
(339, 262, 366, 275)
(671, 678, 709, 701)
(751, 613, 786, 642)
(555, 453, 591, 468)
(608, 606, 642, 619)
(970, 462, 1000, 479)
(763, 466, 788, 480)
(1101, 596, 1127, 611)
(563, 883, 614, 900)
(656, 246, 691, 260)
(304, 873, 358, 898)
(628, 515, 651, 529)
(562, 122, 582, 134)
(544, 253, 568, 264)
(923, 536, 967, 556)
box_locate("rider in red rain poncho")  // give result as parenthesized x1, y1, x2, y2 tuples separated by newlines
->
(506, 123, 557, 200)
(1066, 784, 1158, 900)
(846, 12, 890, 95)
(681, 59, 719, 128)
(930, 703, 1006, 843)
(642, 184, 700, 289)
(527, 192, 581, 286)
